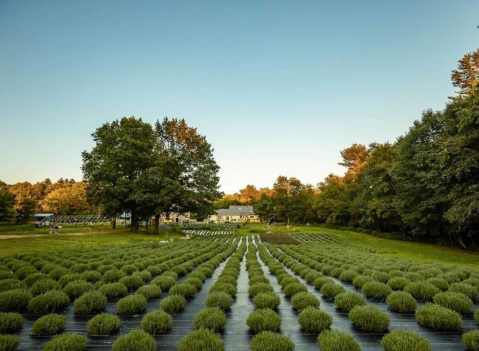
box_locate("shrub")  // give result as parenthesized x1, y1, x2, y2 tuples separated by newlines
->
(305, 271, 322, 284)
(381, 330, 431, 351)
(117, 295, 147, 315)
(98, 283, 127, 299)
(352, 275, 374, 289)
(0, 289, 32, 312)
(386, 291, 417, 313)
(253, 292, 281, 309)
(160, 295, 186, 314)
(119, 275, 144, 291)
(404, 282, 440, 302)
(348, 305, 390, 332)
(0, 279, 26, 293)
(31, 314, 66, 335)
(450, 283, 479, 302)
(141, 310, 172, 334)
(362, 281, 392, 299)
(415, 303, 462, 330)
(28, 291, 69, 315)
(284, 283, 308, 298)
(476, 309, 479, 324)
(183, 277, 203, 290)
(112, 329, 156, 351)
(14, 266, 37, 280)
(169, 283, 196, 298)
(320, 283, 345, 299)
(250, 331, 294, 351)
(58, 274, 83, 288)
(334, 292, 366, 312)
(80, 271, 102, 283)
(29, 279, 60, 296)
(87, 313, 121, 335)
(387, 277, 411, 290)
(205, 292, 233, 311)
(42, 333, 87, 351)
(74, 291, 107, 314)
(426, 278, 449, 291)
(178, 328, 225, 351)
(193, 307, 226, 332)
(249, 283, 274, 297)
(151, 276, 176, 291)
(298, 306, 332, 333)
(0, 335, 20, 351)
(463, 330, 479, 351)
(280, 277, 300, 288)
(102, 269, 126, 283)
(433, 291, 473, 314)
(210, 283, 237, 297)
(136, 285, 162, 300)
(339, 270, 359, 282)
(0, 313, 23, 333)
(121, 265, 139, 275)
(318, 330, 360, 351)
(62, 281, 94, 299)
(371, 271, 390, 283)
(291, 292, 319, 311)
(246, 308, 281, 332)
(314, 276, 334, 290)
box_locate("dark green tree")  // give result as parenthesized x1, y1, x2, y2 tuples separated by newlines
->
(0, 181, 16, 222)
(16, 198, 37, 224)
(82, 117, 157, 230)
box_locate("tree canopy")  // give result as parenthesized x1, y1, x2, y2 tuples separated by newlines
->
(82, 116, 221, 232)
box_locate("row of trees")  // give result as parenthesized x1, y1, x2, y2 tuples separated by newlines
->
(82, 117, 221, 232)
(0, 179, 95, 223)
(236, 48, 479, 248)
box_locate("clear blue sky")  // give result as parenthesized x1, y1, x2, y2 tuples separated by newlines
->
(1, 0, 478, 193)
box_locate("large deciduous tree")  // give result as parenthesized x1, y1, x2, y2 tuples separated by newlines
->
(82, 116, 221, 233)
(82, 117, 157, 230)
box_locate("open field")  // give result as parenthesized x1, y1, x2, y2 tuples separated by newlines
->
(0, 231, 478, 351)
(239, 224, 479, 268)
(0, 224, 114, 236)
(0, 230, 183, 257)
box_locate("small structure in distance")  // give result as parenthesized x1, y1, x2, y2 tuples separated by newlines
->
(209, 205, 260, 223)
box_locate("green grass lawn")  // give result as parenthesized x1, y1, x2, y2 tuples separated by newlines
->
(0, 227, 183, 256)
(239, 223, 479, 268)
(0, 223, 116, 235)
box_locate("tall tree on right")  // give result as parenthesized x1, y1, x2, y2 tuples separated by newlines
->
(451, 48, 479, 98)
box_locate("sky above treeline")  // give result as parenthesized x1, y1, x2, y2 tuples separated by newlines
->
(1, 0, 479, 193)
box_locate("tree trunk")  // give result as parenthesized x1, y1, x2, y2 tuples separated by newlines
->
(154, 214, 160, 234)
(130, 211, 135, 232)
(111, 217, 116, 229)
(457, 233, 468, 249)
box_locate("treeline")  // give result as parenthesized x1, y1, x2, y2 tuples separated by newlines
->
(0, 117, 222, 231)
(231, 49, 479, 248)
(0, 179, 95, 223)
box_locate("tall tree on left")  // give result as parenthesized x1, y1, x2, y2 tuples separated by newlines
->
(0, 181, 16, 222)
(82, 117, 157, 230)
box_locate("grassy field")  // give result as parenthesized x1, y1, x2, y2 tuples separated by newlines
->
(0, 228, 183, 256)
(0, 223, 115, 235)
(239, 223, 479, 268)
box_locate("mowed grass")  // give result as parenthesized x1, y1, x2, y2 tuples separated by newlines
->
(239, 224, 479, 268)
(0, 229, 183, 257)
(0, 223, 114, 235)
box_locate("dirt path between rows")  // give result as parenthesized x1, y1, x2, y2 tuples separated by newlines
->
(0, 232, 103, 240)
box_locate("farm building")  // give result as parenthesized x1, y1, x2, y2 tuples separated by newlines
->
(209, 205, 260, 223)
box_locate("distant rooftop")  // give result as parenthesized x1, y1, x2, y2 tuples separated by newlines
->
(217, 205, 255, 216)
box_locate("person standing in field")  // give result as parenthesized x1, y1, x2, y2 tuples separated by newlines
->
(49, 222, 54, 235)
(54, 224, 59, 235)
